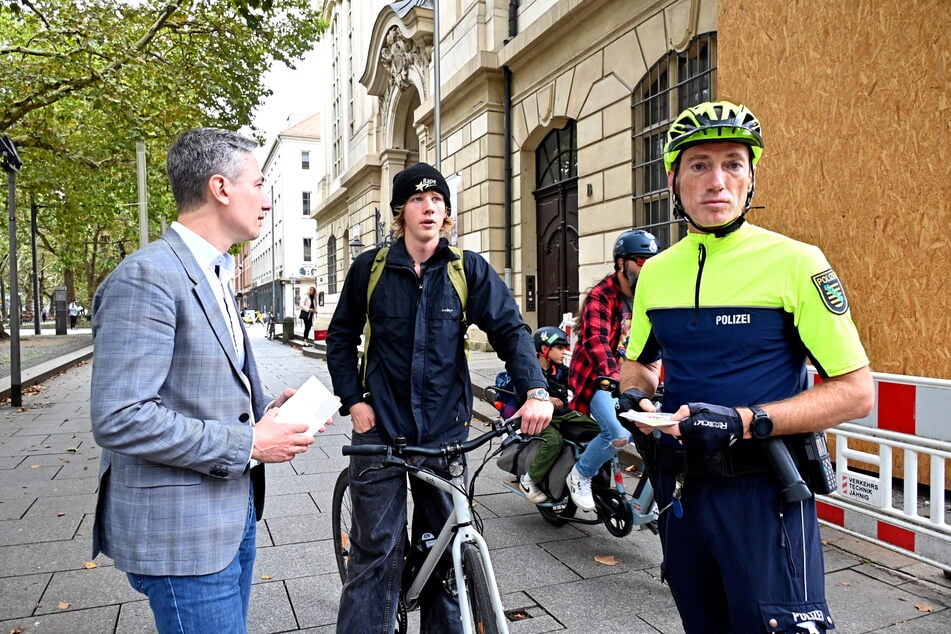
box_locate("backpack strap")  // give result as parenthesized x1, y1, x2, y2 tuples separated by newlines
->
(361, 247, 389, 382)
(447, 246, 468, 328)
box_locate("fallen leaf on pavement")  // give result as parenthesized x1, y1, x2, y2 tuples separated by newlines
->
(594, 555, 617, 566)
(915, 604, 934, 613)
(57, 601, 70, 609)
(10, 626, 25, 633)
(30, 465, 40, 469)
(261, 575, 273, 580)
(83, 562, 98, 569)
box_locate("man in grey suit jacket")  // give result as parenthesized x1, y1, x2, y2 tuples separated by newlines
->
(90, 128, 315, 633)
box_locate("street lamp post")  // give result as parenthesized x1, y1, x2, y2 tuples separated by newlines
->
(270, 184, 276, 316)
(30, 201, 41, 334)
(2, 135, 24, 407)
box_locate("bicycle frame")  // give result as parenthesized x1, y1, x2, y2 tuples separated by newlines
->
(338, 419, 521, 634)
(402, 466, 508, 634)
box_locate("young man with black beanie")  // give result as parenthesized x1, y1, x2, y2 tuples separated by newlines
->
(327, 162, 552, 632)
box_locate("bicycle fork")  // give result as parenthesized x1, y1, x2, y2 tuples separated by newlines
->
(403, 471, 509, 634)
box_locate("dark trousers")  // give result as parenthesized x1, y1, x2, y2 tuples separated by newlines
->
(337, 428, 463, 633)
(656, 470, 832, 633)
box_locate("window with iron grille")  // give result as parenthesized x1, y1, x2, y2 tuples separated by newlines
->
(327, 235, 338, 294)
(631, 33, 716, 248)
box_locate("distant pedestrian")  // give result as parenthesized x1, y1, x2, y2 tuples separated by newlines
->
(300, 286, 316, 342)
(67, 301, 79, 329)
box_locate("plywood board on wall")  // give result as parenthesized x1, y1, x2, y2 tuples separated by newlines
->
(717, 0, 951, 379)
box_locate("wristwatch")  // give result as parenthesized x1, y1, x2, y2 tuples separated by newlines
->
(526, 388, 550, 402)
(749, 405, 773, 439)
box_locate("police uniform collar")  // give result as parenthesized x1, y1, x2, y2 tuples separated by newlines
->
(685, 221, 752, 251)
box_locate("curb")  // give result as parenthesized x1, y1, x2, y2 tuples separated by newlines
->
(0, 345, 95, 401)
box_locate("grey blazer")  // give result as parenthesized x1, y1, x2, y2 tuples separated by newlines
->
(90, 229, 267, 576)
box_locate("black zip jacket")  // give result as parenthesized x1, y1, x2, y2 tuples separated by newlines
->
(327, 237, 546, 446)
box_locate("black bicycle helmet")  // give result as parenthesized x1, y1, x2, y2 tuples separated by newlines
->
(613, 229, 659, 261)
(533, 326, 569, 352)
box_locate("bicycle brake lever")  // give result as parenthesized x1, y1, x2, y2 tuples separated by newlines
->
(499, 433, 523, 449)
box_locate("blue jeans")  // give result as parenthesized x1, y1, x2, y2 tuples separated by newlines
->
(575, 389, 631, 478)
(127, 483, 257, 634)
(337, 427, 463, 634)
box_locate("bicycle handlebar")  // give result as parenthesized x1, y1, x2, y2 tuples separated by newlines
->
(342, 417, 523, 459)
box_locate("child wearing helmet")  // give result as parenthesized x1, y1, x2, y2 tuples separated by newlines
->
(517, 327, 601, 504)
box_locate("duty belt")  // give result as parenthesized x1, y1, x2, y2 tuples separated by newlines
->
(653, 442, 772, 478)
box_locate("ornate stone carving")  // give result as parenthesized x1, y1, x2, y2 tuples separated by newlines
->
(380, 26, 424, 92)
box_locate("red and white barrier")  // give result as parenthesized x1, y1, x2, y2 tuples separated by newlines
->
(809, 370, 951, 441)
(809, 370, 951, 572)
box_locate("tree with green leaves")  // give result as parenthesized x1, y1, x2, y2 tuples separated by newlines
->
(0, 0, 327, 331)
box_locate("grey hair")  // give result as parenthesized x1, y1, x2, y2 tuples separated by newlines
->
(166, 128, 258, 213)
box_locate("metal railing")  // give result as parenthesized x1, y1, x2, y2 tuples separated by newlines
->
(818, 415, 950, 573)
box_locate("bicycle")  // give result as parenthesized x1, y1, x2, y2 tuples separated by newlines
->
(489, 379, 659, 536)
(331, 418, 523, 634)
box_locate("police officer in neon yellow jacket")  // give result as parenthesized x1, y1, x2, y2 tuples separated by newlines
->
(618, 102, 875, 633)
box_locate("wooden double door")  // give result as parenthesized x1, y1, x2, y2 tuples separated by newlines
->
(533, 178, 579, 329)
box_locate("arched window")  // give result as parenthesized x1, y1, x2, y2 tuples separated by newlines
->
(631, 33, 716, 247)
(536, 122, 577, 188)
(327, 235, 338, 295)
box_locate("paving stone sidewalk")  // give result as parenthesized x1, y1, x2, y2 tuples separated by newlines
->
(0, 329, 949, 632)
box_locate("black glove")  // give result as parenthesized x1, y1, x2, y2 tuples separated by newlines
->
(617, 388, 650, 414)
(678, 402, 742, 456)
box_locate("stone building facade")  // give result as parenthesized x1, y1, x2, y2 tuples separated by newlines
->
(309, 0, 948, 381)
(311, 0, 718, 339)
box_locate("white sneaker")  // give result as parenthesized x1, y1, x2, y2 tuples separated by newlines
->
(566, 466, 595, 512)
(519, 474, 548, 504)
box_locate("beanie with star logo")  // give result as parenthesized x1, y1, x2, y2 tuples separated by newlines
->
(389, 162, 452, 216)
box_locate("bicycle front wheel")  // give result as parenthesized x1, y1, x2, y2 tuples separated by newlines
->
(462, 547, 503, 634)
(331, 468, 352, 583)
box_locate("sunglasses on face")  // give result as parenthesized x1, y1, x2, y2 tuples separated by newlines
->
(625, 256, 649, 266)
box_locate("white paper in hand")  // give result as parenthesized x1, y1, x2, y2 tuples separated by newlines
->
(619, 410, 678, 427)
(274, 375, 341, 435)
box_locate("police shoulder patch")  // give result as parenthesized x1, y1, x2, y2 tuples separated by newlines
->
(811, 268, 849, 315)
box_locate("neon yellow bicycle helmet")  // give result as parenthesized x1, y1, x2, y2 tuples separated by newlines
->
(663, 101, 764, 172)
